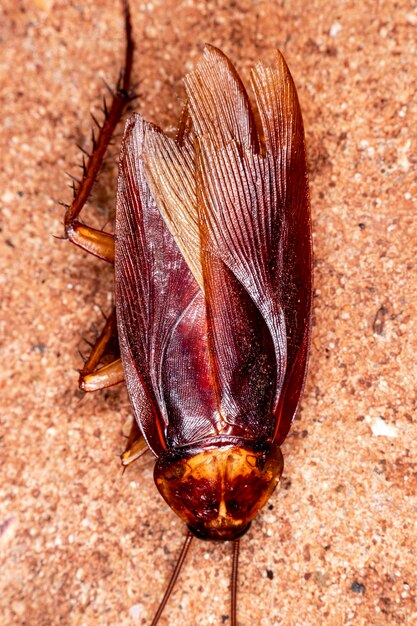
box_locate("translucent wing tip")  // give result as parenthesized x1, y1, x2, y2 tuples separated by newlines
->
(184, 43, 258, 152)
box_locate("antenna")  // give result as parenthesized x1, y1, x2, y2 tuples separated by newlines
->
(231, 539, 240, 626)
(150, 531, 194, 625)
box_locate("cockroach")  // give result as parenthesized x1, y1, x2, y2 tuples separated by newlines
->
(63, 2, 312, 624)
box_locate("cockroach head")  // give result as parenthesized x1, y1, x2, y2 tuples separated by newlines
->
(154, 438, 283, 541)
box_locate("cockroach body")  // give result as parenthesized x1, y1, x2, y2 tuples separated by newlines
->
(63, 2, 312, 623)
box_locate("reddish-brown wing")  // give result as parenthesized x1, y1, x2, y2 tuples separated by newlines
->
(115, 114, 218, 455)
(138, 48, 311, 446)
(187, 47, 311, 441)
(200, 248, 278, 438)
(184, 47, 287, 438)
(252, 52, 312, 443)
(184, 45, 259, 153)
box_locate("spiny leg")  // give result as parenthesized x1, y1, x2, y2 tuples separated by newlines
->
(79, 308, 147, 465)
(63, 3, 145, 464)
(67, 224, 115, 263)
(63, 0, 135, 261)
(81, 357, 124, 391)
(121, 419, 148, 467)
(79, 308, 120, 388)
(65, 1, 133, 387)
(64, 1, 134, 393)
(61, 2, 132, 395)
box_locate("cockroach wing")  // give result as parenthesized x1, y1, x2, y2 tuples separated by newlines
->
(180, 46, 287, 438)
(144, 127, 203, 289)
(188, 47, 311, 441)
(144, 48, 282, 440)
(251, 52, 312, 444)
(197, 145, 287, 438)
(183, 44, 259, 152)
(143, 48, 311, 444)
(115, 114, 219, 455)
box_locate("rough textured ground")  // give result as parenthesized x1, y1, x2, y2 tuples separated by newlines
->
(1, 0, 416, 625)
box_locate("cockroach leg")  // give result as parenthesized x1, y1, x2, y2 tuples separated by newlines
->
(66, 222, 115, 263)
(64, 3, 144, 469)
(64, 0, 134, 256)
(77, 306, 147, 465)
(79, 308, 119, 379)
(150, 531, 194, 626)
(121, 419, 147, 467)
(80, 358, 124, 392)
(79, 308, 124, 390)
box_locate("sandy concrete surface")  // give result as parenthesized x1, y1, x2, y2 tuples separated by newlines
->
(1, 0, 416, 624)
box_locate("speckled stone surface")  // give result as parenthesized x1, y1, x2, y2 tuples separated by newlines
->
(1, 1, 416, 625)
